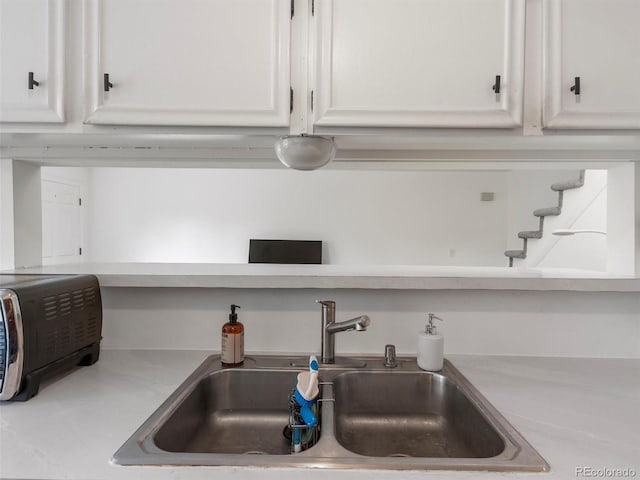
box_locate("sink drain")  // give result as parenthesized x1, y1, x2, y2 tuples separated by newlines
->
(388, 453, 411, 458)
(243, 451, 267, 455)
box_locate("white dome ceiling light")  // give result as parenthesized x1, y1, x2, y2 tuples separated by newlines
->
(275, 135, 336, 171)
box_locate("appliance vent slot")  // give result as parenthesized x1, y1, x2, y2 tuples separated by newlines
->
(73, 321, 84, 340)
(58, 293, 72, 317)
(72, 289, 85, 311)
(43, 296, 58, 321)
(42, 324, 73, 358)
(58, 325, 71, 352)
(43, 328, 56, 358)
(83, 287, 97, 306)
(86, 317, 98, 338)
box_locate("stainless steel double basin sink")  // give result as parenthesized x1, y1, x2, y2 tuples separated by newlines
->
(113, 355, 548, 471)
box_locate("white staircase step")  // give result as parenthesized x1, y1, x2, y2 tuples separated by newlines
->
(551, 170, 585, 192)
(518, 230, 543, 239)
(534, 206, 561, 217)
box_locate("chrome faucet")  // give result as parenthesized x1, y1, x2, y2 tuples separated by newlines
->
(317, 300, 370, 364)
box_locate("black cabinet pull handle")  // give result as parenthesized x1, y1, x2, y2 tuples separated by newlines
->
(104, 73, 114, 92)
(492, 75, 501, 94)
(28, 72, 39, 89)
(570, 76, 581, 95)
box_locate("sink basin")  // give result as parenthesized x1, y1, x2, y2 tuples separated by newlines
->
(154, 370, 298, 455)
(113, 355, 548, 471)
(333, 371, 504, 458)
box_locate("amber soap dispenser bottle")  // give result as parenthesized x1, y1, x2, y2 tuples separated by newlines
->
(221, 304, 244, 367)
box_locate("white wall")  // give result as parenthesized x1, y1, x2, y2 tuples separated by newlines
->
(607, 164, 636, 275)
(12, 161, 41, 268)
(87, 168, 509, 266)
(100, 287, 640, 358)
(0, 159, 14, 270)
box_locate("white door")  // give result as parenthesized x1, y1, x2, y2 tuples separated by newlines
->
(312, 0, 525, 128)
(83, 0, 291, 127)
(42, 180, 81, 265)
(0, 0, 65, 123)
(543, 0, 640, 128)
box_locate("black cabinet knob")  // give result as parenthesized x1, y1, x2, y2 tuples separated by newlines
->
(570, 76, 581, 95)
(492, 75, 501, 94)
(28, 72, 39, 89)
(104, 73, 114, 92)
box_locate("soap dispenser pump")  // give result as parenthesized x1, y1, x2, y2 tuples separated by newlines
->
(417, 313, 444, 371)
(221, 304, 244, 367)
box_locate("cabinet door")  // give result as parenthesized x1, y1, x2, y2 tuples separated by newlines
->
(84, 0, 291, 127)
(0, 0, 65, 123)
(543, 0, 640, 128)
(312, 0, 525, 128)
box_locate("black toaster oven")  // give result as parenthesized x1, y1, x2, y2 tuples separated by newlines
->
(0, 274, 102, 401)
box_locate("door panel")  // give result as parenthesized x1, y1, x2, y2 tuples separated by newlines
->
(0, 0, 65, 123)
(84, 0, 291, 126)
(543, 0, 640, 128)
(313, 0, 525, 127)
(42, 180, 80, 264)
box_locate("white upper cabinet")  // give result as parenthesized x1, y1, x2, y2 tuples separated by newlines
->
(83, 0, 291, 127)
(312, 0, 525, 128)
(543, 0, 640, 129)
(0, 0, 65, 123)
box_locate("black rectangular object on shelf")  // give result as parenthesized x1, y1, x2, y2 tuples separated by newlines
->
(249, 239, 322, 264)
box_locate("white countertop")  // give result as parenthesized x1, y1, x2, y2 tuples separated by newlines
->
(1, 350, 638, 480)
(5, 262, 640, 291)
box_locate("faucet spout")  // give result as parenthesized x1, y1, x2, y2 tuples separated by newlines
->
(326, 315, 370, 334)
(317, 300, 370, 364)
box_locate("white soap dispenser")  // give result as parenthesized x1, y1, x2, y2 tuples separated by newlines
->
(417, 313, 444, 371)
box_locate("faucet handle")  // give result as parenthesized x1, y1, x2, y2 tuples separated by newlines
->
(316, 300, 336, 308)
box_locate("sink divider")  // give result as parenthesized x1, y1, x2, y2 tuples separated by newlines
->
(317, 380, 335, 440)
